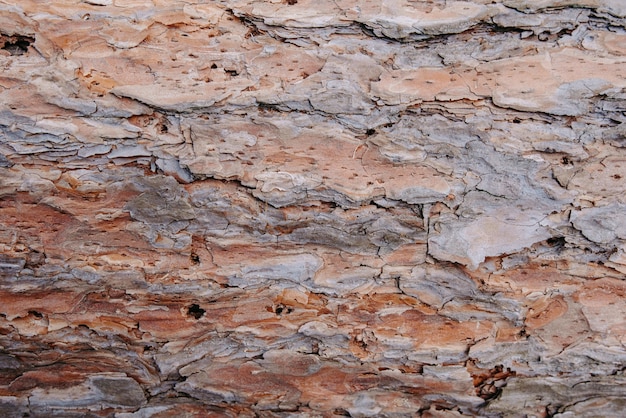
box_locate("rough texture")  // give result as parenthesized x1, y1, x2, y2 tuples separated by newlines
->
(0, 0, 625, 416)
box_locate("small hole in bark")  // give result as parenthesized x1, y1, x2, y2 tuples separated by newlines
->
(546, 236, 566, 249)
(513, 118, 521, 123)
(2, 35, 34, 56)
(28, 310, 43, 318)
(211, 63, 218, 69)
(286, 0, 298, 4)
(187, 304, 205, 319)
(366, 128, 376, 136)
(561, 156, 571, 165)
(190, 253, 200, 264)
(274, 303, 293, 315)
(613, 174, 621, 179)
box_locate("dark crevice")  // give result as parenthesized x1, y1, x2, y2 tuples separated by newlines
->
(1, 34, 34, 56)
(27, 311, 43, 319)
(546, 236, 566, 250)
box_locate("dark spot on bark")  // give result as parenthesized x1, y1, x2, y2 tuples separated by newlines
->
(546, 236, 566, 249)
(366, 128, 376, 136)
(187, 304, 205, 319)
(274, 303, 293, 315)
(28, 311, 43, 319)
(258, 102, 279, 112)
(1, 35, 34, 56)
(190, 253, 200, 264)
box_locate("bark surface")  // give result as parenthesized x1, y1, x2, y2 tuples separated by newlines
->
(1, 1, 625, 416)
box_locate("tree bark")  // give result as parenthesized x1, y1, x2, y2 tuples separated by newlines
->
(1, 1, 625, 416)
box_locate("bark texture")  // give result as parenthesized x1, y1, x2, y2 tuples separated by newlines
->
(1, 1, 626, 416)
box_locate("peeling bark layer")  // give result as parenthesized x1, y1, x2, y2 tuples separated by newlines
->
(1, 1, 625, 416)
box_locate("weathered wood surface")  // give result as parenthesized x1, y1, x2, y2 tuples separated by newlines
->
(1, 1, 625, 416)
